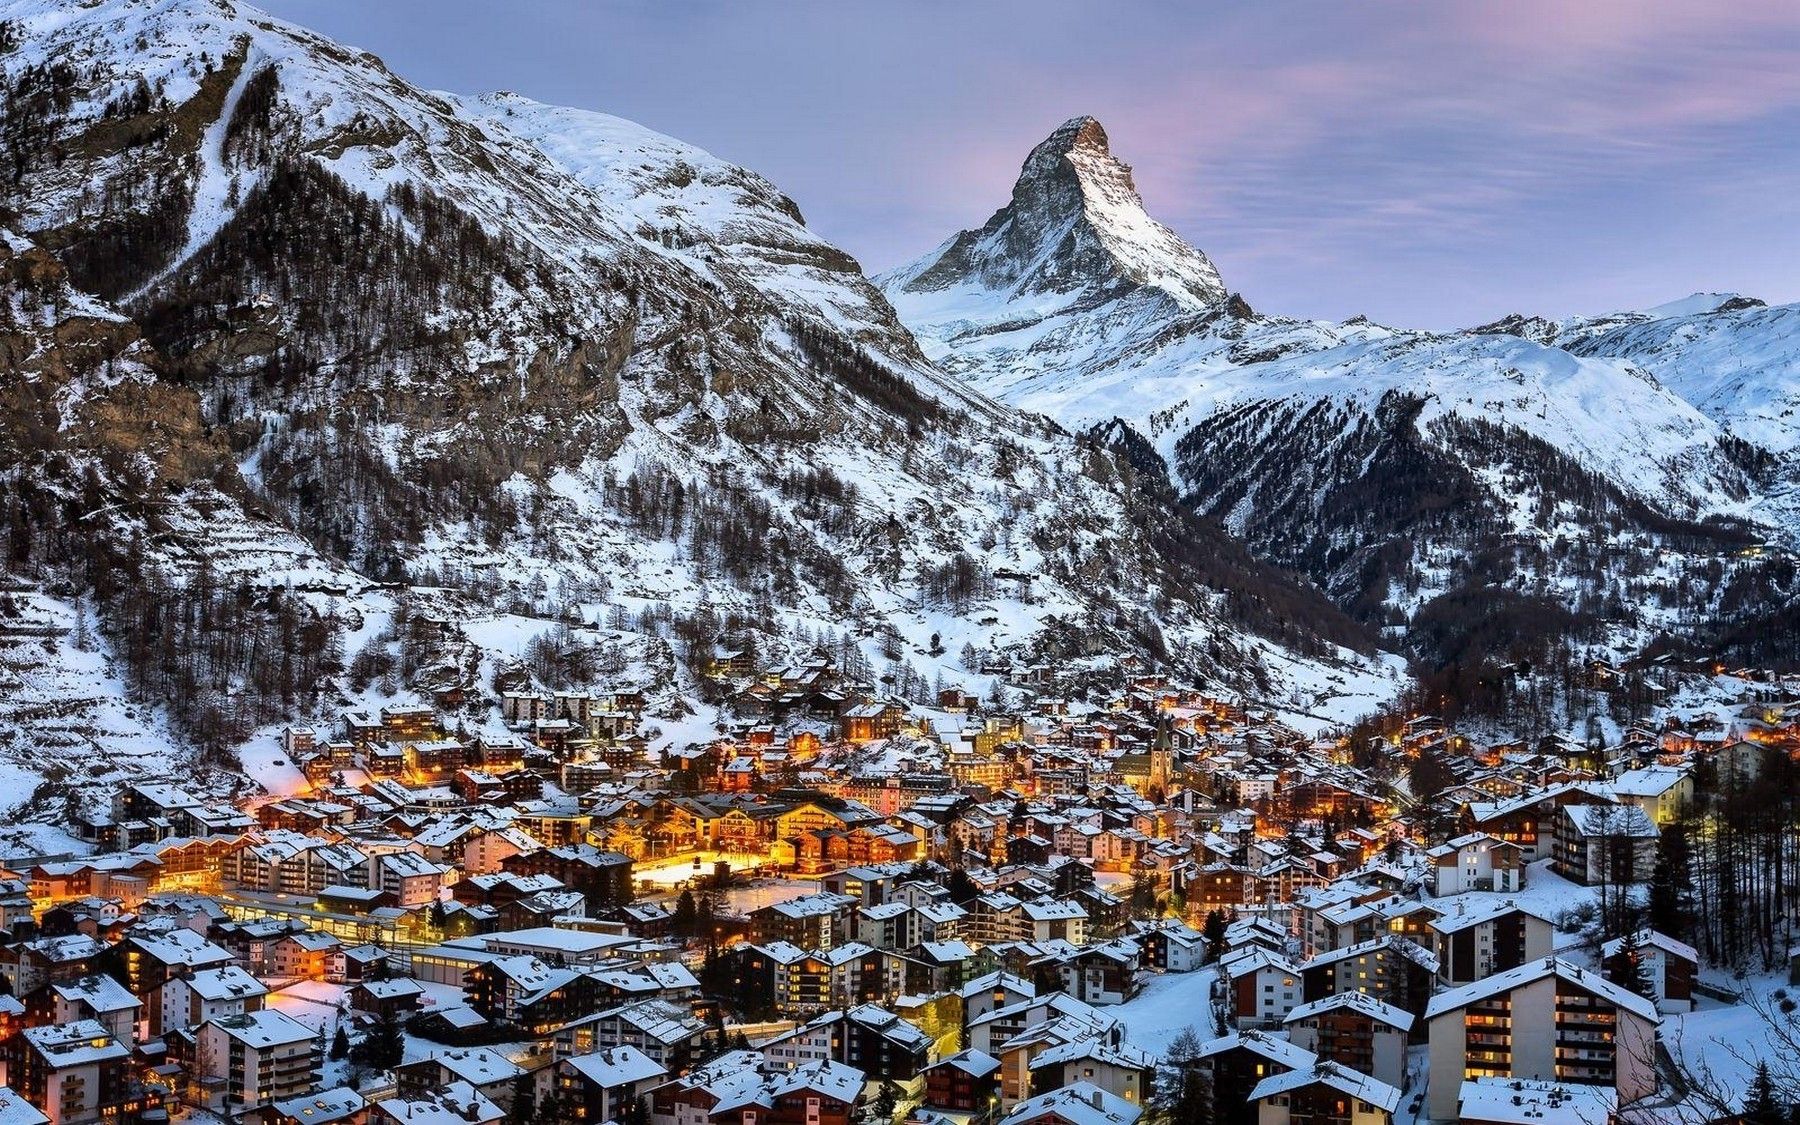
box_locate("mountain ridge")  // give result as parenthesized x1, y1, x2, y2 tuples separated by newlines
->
(0, 0, 1400, 838)
(879, 114, 1800, 710)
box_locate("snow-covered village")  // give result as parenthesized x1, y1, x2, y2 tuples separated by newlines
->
(5, 1, 1800, 1124)
(6, 630, 1800, 1125)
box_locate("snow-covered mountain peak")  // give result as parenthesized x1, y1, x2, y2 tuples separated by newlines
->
(879, 115, 1226, 316)
(1635, 291, 1762, 320)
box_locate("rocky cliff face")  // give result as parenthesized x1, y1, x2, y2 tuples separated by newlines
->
(893, 116, 1226, 309)
(878, 117, 1234, 401)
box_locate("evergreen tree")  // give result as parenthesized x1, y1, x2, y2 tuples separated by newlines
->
(872, 1081, 900, 1122)
(947, 868, 980, 904)
(1744, 1062, 1785, 1125)
(1169, 1069, 1214, 1125)
(674, 889, 698, 938)
(1127, 870, 1159, 916)
(508, 1075, 538, 1125)
(1201, 910, 1229, 962)
(1607, 931, 1657, 1002)
(531, 1090, 565, 1125)
(351, 1009, 405, 1071)
(1166, 1026, 1203, 1067)
(329, 1024, 349, 1060)
(1647, 819, 1691, 940)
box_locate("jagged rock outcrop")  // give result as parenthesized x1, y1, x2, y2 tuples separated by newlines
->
(896, 116, 1225, 308)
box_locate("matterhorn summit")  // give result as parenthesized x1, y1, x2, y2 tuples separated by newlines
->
(878, 116, 1234, 395)
(886, 116, 1226, 309)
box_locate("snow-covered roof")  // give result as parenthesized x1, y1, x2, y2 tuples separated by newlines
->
(1607, 765, 1688, 797)
(208, 1009, 316, 1049)
(0, 1085, 49, 1125)
(1455, 1077, 1616, 1125)
(181, 964, 269, 1002)
(561, 1044, 665, 1088)
(1249, 1061, 1401, 1112)
(271, 1087, 365, 1123)
(1562, 803, 1659, 839)
(1193, 1030, 1315, 1071)
(1600, 928, 1699, 965)
(21, 1021, 129, 1066)
(1283, 989, 1414, 1031)
(420, 1047, 526, 1086)
(929, 1048, 1001, 1078)
(1425, 957, 1660, 1023)
(1428, 896, 1552, 934)
(770, 1058, 864, 1103)
(999, 1081, 1141, 1125)
(375, 1080, 503, 1125)
(51, 974, 141, 1014)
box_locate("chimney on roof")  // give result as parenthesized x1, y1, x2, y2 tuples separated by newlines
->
(1090, 1088, 1106, 1110)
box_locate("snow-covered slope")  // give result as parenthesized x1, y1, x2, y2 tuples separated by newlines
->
(0, 0, 1400, 820)
(456, 92, 933, 373)
(1554, 296, 1800, 458)
(1474, 292, 1800, 524)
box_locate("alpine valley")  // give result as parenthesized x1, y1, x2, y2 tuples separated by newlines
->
(0, 0, 1795, 847)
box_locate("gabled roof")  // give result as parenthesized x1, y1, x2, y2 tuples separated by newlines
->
(1425, 956, 1660, 1023)
(1562, 803, 1659, 839)
(1607, 765, 1688, 797)
(1600, 928, 1700, 965)
(959, 971, 1035, 1000)
(1302, 934, 1438, 973)
(927, 1048, 1001, 1078)
(182, 965, 268, 1002)
(420, 1047, 527, 1086)
(1249, 1061, 1402, 1112)
(1028, 1035, 1155, 1071)
(1193, 1030, 1315, 1071)
(999, 1082, 1140, 1125)
(1284, 989, 1414, 1032)
(1221, 946, 1301, 979)
(208, 1009, 316, 1049)
(770, 1058, 864, 1103)
(1428, 896, 1553, 935)
(50, 974, 140, 1014)
(562, 1044, 666, 1088)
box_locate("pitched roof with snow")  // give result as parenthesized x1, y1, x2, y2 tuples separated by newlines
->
(562, 1044, 666, 1088)
(999, 1081, 1141, 1125)
(1600, 928, 1699, 965)
(1283, 989, 1414, 1031)
(1425, 957, 1660, 1023)
(1249, 1061, 1401, 1112)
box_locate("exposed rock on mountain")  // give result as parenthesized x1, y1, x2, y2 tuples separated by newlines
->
(882, 117, 1800, 713)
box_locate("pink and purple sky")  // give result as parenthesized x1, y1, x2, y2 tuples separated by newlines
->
(262, 0, 1800, 329)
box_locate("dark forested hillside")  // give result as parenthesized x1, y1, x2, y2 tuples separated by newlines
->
(0, 0, 1399, 828)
